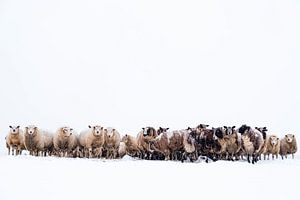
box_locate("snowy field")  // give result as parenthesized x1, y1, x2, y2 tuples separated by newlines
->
(0, 153, 299, 200)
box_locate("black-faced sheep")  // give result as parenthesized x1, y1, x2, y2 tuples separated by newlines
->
(5, 126, 25, 155)
(223, 126, 241, 161)
(237, 125, 264, 164)
(280, 134, 297, 159)
(79, 125, 105, 158)
(182, 129, 198, 162)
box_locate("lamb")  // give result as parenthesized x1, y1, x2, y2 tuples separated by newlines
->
(263, 135, 280, 160)
(280, 134, 297, 159)
(53, 127, 78, 157)
(78, 125, 105, 158)
(237, 124, 264, 164)
(103, 127, 121, 159)
(24, 125, 53, 156)
(5, 126, 25, 155)
(122, 134, 140, 157)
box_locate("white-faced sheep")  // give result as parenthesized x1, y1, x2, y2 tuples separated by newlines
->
(103, 127, 121, 159)
(79, 125, 105, 158)
(280, 134, 297, 159)
(53, 127, 78, 157)
(24, 125, 53, 156)
(168, 130, 184, 161)
(5, 126, 25, 155)
(263, 135, 280, 160)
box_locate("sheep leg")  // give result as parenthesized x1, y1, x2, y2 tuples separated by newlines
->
(292, 154, 294, 159)
(7, 147, 10, 155)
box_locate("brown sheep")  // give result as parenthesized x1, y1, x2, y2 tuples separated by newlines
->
(182, 129, 198, 162)
(168, 130, 184, 161)
(212, 127, 227, 160)
(5, 126, 25, 155)
(149, 128, 171, 160)
(263, 135, 280, 160)
(280, 134, 297, 159)
(53, 127, 78, 157)
(24, 125, 53, 156)
(137, 127, 156, 159)
(223, 126, 241, 161)
(118, 142, 126, 158)
(103, 127, 121, 159)
(122, 134, 140, 157)
(79, 125, 105, 158)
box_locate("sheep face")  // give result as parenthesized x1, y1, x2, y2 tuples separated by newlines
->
(224, 126, 236, 135)
(285, 134, 295, 143)
(197, 124, 209, 129)
(9, 126, 20, 134)
(61, 127, 73, 137)
(88, 125, 103, 137)
(157, 127, 169, 135)
(142, 127, 156, 137)
(105, 128, 115, 138)
(25, 126, 38, 136)
(237, 125, 250, 135)
(270, 136, 279, 146)
(213, 127, 224, 140)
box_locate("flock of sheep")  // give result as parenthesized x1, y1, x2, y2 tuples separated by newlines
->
(5, 124, 298, 164)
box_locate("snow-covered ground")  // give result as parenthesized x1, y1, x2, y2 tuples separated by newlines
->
(0, 154, 299, 200)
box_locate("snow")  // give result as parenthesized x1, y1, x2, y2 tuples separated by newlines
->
(0, 154, 299, 200)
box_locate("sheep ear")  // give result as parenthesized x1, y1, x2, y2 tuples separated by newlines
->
(16, 126, 20, 129)
(101, 127, 104, 130)
(232, 126, 236, 129)
(70, 128, 73, 131)
(112, 129, 115, 132)
(293, 135, 295, 138)
(88, 125, 92, 129)
(285, 135, 288, 137)
(125, 134, 127, 136)
(223, 126, 227, 129)
(9, 125, 12, 129)
(166, 128, 169, 131)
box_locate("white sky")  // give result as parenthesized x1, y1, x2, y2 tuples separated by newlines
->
(0, 0, 299, 137)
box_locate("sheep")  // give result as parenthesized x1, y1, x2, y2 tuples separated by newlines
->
(182, 129, 198, 162)
(103, 127, 121, 159)
(149, 127, 171, 160)
(196, 125, 215, 161)
(118, 142, 126, 158)
(263, 135, 280, 160)
(121, 134, 140, 157)
(223, 126, 241, 161)
(168, 130, 184, 161)
(137, 127, 156, 160)
(5, 126, 25, 155)
(280, 134, 297, 159)
(53, 127, 78, 157)
(24, 125, 53, 156)
(79, 125, 105, 158)
(237, 124, 264, 164)
(212, 127, 227, 160)
(255, 127, 268, 160)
